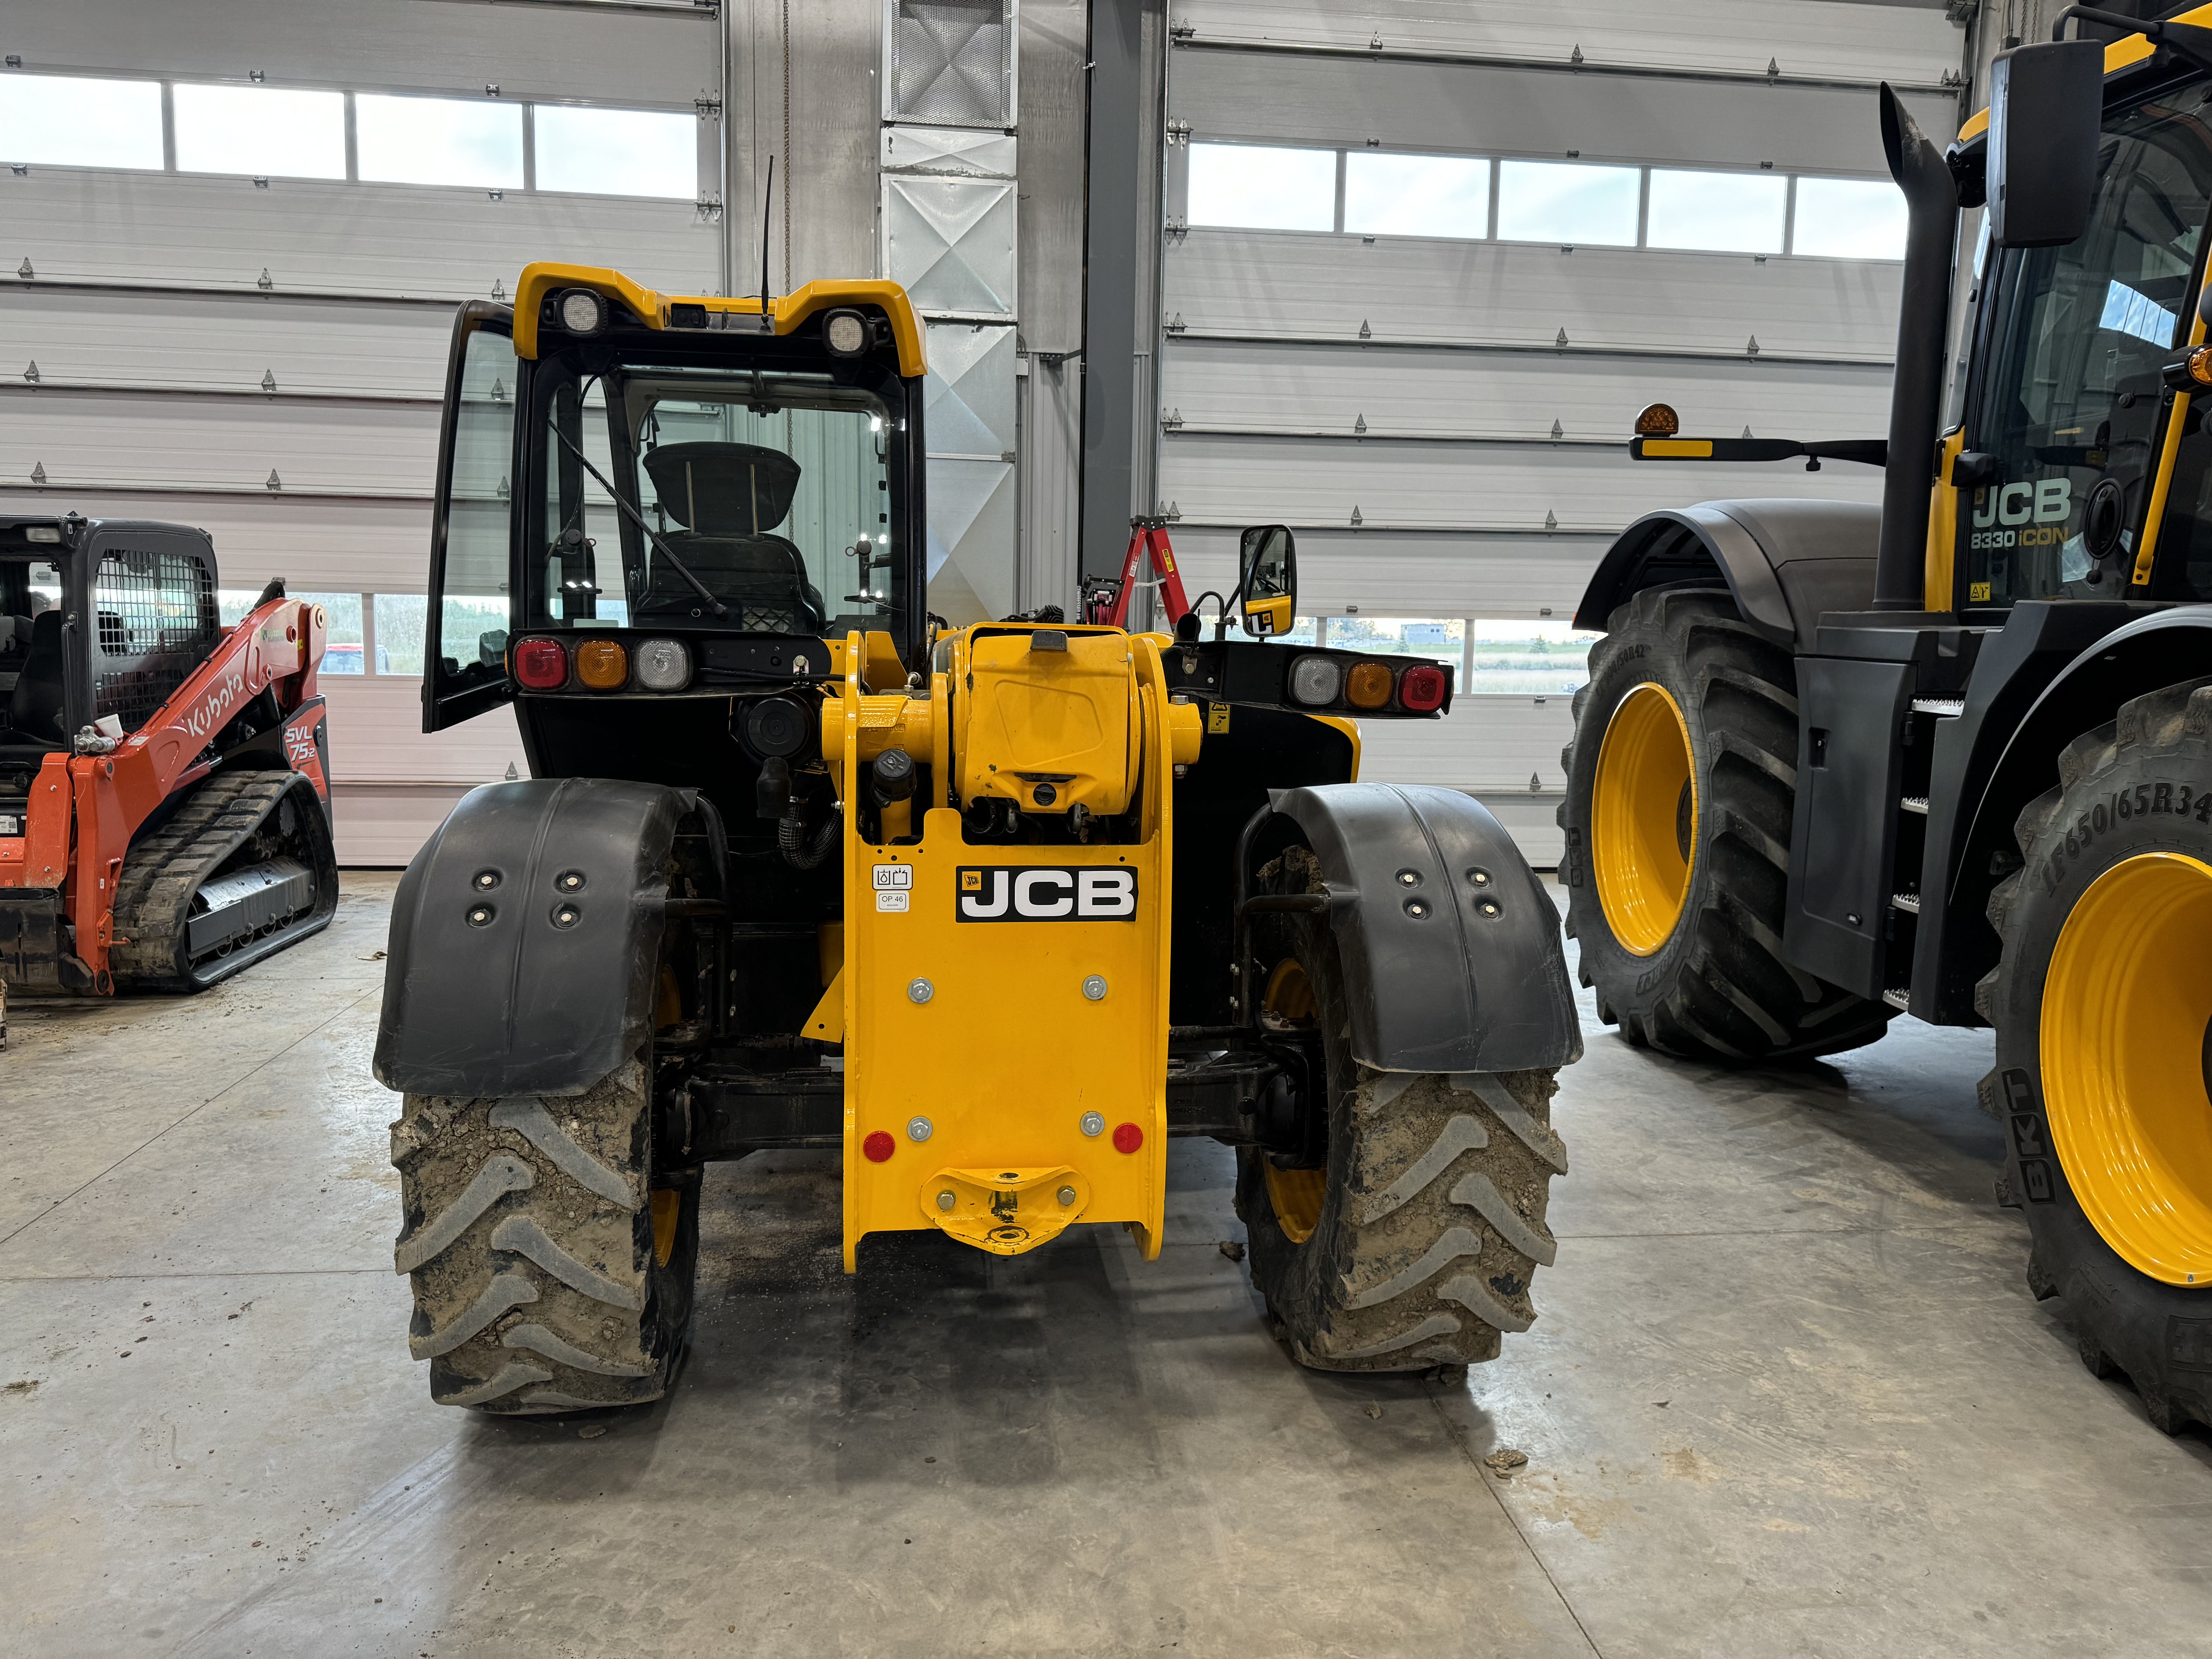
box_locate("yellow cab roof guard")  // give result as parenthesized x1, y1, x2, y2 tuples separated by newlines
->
(508, 263, 928, 377)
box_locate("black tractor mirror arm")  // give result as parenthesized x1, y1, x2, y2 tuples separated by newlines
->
(2053, 6, 2212, 69)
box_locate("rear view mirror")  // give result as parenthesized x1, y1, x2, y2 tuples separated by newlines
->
(1237, 525, 1295, 637)
(1986, 39, 2102, 248)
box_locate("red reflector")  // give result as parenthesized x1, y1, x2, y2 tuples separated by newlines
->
(514, 639, 568, 690)
(1399, 664, 1448, 712)
(862, 1130, 896, 1163)
(1112, 1121, 1144, 1154)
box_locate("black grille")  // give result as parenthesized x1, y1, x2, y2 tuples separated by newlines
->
(92, 549, 219, 731)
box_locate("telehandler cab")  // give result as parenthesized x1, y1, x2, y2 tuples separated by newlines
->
(372, 265, 1580, 1412)
(1561, 12, 2212, 1434)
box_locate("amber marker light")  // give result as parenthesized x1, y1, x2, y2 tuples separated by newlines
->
(1345, 661, 1395, 709)
(575, 638, 629, 690)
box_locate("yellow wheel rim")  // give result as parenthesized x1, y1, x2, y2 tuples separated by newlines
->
(650, 1188, 681, 1267)
(2042, 852, 2212, 1286)
(1261, 958, 1325, 1244)
(1592, 681, 1697, 957)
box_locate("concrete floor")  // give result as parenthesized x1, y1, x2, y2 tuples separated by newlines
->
(4, 872, 2211, 1658)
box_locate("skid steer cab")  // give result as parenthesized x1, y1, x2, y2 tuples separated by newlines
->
(371, 263, 1581, 1415)
(0, 514, 338, 996)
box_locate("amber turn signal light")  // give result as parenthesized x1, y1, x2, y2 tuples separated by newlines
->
(575, 638, 629, 690)
(1345, 661, 1395, 709)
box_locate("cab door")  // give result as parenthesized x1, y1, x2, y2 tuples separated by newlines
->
(424, 302, 519, 732)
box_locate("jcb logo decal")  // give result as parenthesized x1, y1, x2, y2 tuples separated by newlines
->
(957, 866, 1137, 921)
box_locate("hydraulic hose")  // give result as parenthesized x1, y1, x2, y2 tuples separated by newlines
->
(779, 801, 840, 870)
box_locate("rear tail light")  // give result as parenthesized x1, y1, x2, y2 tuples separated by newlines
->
(1398, 663, 1449, 712)
(634, 637, 692, 691)
(575, 638, 629, 690)
(513, 638, 568, 689)
(1344, 661, 1394, 709)
(1288, 654, 1343, 706)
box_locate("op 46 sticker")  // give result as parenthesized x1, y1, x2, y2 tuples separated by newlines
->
(957, 866, 1138, 921)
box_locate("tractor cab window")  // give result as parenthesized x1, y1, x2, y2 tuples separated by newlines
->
(1963, 91, 2212, 608)
(0, 558, 65, 749)
(526, 359, 902, 643)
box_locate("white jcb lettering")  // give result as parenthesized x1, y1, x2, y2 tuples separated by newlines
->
(1014, 869, 1075, 917)
(2033, 476, 2071, 523)
(1079, 869, 1137, 918)
(1997, 481, 2034, 526)
(959, 870, 1010, 918)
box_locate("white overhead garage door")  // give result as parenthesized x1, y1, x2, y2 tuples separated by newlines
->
(1159, 0, 1968, 862)
(0, 0, 722, 863)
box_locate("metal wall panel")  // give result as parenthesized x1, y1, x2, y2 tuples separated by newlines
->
(885, 0, 1019, 126)
(1175, 47, 1963, 173)
(925, 457, 1018, 622)
(881, 126, 1018, 177)
(924, 321, 1018, 455)
(1358, 700, 1573, 789)
(0, 489, 434, 594)
(1160, 338, 1894, 442)
(333, 783, 481, 867)
(1173, 0, 1963, 86)
(1015, 353, 1082, 615)
(2, 287, 452, 397)
(7, 0, 719, 105)
(321, 677, 524, 787)
(884, 175, 1018, 316)
(5, 171, 719, 300)
(1161, 523, 1609, 618)
(1017, 0, 1088, 352)
(0, 390, 435, 498)
(1159, 432, 1882, 532)
(1167, 230, 1901, 361)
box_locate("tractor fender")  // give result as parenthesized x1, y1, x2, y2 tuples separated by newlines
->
(1961, 604, 2212, 900)
(1573, 499, 1879, 649)
(374, 777, 691, 1097)
(1263, 783, 1582, 1073)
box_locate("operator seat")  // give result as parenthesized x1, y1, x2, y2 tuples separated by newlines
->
(5, 610, 65, 747)
(635, 441, 827, 632)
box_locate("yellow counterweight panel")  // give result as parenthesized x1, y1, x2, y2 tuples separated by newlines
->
(836, 633, 1177, 1268)
(956, 627, 1140, 817)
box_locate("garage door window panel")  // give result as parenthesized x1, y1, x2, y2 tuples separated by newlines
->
(1463, 622, 1597, 696)
(1790, 176, 1908, 259)
(1646, 168, 1786, 255)
(173, 84, 346, 180)
(534, 105, 696, 200)
(1344, 153, 1490, 241)
(1496, 161, 1640, 247)
(356, 94, 524, 191)
(0, 75, 164, 172)
(1187, 142, 1336, 232)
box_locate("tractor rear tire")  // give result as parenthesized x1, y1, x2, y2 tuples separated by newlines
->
(390, 1054, 699, 1413)
(1981, 677, 2212, 1436)
(1235, 898, 1568, 1372)
(1558, 587, 1890, 1061)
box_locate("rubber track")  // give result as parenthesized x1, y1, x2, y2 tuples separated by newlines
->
(108, 769, 326, 991)
(1558, 587, 1892, 1062)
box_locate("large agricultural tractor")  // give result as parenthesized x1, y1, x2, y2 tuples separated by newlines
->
(1561, 12, 2212, 1436)
(371, 265, 1580, 1412)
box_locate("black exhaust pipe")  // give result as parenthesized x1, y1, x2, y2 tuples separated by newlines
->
(1874, 84, 1960, 611)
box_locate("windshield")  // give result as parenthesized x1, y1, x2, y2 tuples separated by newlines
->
(524, 359, 904, 643)
(1963, 88, 2212, 606)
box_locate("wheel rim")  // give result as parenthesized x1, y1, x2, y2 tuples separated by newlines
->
(1592, 681, 1698, 957)
(2041, 851, 2212, 1286)
(1262, 958, 1325, 1244)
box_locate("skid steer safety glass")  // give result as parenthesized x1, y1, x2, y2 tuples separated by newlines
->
(520, 358, 907, 646)
(424, 306, 518, 730)
(1962, 91, 2212, 608)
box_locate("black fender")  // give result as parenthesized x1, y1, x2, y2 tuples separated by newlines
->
(374, 777, 700, 1097)
(1262, 783, 1582, 1073)
(1572, 499, 1879, 649)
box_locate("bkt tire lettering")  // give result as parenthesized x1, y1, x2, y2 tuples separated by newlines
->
(957, 866, 1139, 921)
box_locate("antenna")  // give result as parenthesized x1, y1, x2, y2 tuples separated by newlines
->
(758, 155, 776, 335)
